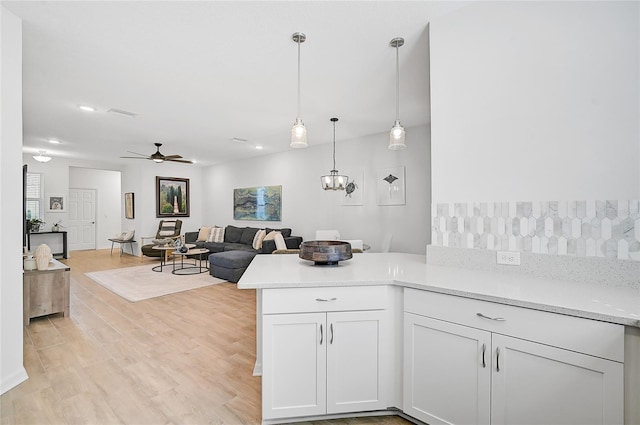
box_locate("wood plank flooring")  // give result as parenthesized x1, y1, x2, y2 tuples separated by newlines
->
(1, 249, 412, 425)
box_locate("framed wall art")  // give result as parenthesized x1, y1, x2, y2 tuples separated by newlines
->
(234, 185, 282, 221)
(124, 192, 135, 219)
(377, 166, 406, 205)
(156, 176, 190, 217)
(46, 194, 66, 212)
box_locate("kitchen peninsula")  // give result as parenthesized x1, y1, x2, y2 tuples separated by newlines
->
(238, 252, 640, 425)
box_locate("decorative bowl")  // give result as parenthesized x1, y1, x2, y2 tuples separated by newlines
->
(299, 240, 353, 266)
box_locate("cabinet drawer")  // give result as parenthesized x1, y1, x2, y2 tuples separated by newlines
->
(263, 286, 389, 314)
(404, 288, 624, 362)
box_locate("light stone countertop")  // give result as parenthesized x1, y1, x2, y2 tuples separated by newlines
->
(238, 253, 640, 328)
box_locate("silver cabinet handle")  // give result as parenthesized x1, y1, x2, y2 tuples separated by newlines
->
(315, 297, 337, 302)
(330, 323, 334, 344)
(477, 312, 506, 322)
(482, 343, 486, 368)
(496, 347, 501, 372)
(320, 324, 323, 345)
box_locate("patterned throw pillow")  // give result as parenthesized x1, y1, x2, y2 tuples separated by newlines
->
(197, 226, 212, 242)
(158, 221, 177, 236)
(252, 229, 267, 250)
(208, 226, 225, 243)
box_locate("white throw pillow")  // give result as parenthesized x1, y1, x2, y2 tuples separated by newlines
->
(263, 231, 281, 241)
(273, 232, 287, 251)
(197, 226, 211, 242)
(252, 229, 267, 250)
(208, 226, 225, 243)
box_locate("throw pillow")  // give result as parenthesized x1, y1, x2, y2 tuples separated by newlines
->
(252, 229, 267, 250)
(273, 232, 287, 250)
(263, 231, 281, 241)
(158, 221, 177, 236)
(197, 226, 211, 242)
(209, 226, 225, 243)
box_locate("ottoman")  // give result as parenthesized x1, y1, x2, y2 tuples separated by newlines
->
(209, 251, 257, 283)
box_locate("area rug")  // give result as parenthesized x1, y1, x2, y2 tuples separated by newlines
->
(85, 265, 226, 302)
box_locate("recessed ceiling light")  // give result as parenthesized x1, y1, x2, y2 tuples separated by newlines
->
(78, 105, 96, 112)
(48, 139, 60, 144)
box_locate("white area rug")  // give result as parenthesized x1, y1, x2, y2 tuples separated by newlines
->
(85, 265, 226, 302)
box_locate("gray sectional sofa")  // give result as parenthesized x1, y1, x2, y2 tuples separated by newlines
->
(184, 225, 303, 254)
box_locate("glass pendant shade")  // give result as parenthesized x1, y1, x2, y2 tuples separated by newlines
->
(388, 120, 406, 150)
(290, 32, 308, 148)
(290, 117, 307, 148)
(389, 37, 407, 150)
(321, 170, 348, 191)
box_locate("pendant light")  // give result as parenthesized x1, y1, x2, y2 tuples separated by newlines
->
(33, 150, 52, 163)
(321, 118, 349, 191)
(389, 37, 406, 150)
(290, 32, 308, 148)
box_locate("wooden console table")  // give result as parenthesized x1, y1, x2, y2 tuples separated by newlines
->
(27, 231, 68, 259)
(23, 259, 70, 326)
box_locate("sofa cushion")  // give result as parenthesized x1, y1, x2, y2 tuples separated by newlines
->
(240, 227, 259, 246)
(266, 227, 292, 238)
(224, 225, 243, 243)
(202, 242, 226, 253)
(223, 243, 257, 253)
(209, 250, 256, 268)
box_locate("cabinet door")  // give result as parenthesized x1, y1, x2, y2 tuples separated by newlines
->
(262, 313, 326, 419)
(403, 313, 491, 425)
(326, 310, 387, 414)
(491, 334, 624, 425)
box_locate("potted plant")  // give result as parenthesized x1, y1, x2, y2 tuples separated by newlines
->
(28, 218, 45, 233)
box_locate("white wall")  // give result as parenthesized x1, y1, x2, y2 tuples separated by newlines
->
(1, 6, 28, 394)
(69, 167, 121, 249)
(430, 1, 639, 202)
(202, 125, 431, 254)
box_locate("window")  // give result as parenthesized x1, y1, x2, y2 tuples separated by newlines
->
(26, 172, 43, 220)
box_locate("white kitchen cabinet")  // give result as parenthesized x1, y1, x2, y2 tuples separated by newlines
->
(261, 286, 390, 421)
(404, 314, 491, 425)
(404, 289, 624, 425)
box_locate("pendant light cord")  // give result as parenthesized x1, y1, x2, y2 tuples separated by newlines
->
(297, 39, 301, 118)
(395, 44, 400, 121)
(332, 120, 337, 171)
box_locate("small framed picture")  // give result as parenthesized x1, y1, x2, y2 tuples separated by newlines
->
(125, 192, 135, 219)
(46, 194, 66, 212)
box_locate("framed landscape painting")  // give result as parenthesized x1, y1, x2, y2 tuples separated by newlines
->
(234, 185, 282, 221)
(156, 176, 190, 217)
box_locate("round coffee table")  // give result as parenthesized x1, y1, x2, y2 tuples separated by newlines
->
(152, 243, 195, 272)
(172, 248, 210, 275)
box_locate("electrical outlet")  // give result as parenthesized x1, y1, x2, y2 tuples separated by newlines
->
(497, 251, 521, 266)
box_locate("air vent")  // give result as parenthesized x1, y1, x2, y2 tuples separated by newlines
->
(107, 108, 138, 117)
(232, 138, 248, 144)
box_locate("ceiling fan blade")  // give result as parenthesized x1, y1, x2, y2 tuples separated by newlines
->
(163, 155, 183, 159)
(125, 151, 149, 157)
(165, 158, 194, 164)
(120, 156, 150, 159)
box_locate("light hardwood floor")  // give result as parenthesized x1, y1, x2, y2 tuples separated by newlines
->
(2, 249, 412, 425)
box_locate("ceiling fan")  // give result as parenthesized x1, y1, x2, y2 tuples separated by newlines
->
(121, 143, 193, 164)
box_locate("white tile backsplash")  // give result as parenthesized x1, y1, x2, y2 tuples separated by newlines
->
(432, 200, 640, 261)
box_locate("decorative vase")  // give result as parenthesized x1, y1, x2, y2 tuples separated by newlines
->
(52, 224, 59, 232)
(178, 245, 188, 253)
(35, 244, 53, 270)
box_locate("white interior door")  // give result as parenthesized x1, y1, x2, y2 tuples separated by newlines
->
(68, 189, 96, 251)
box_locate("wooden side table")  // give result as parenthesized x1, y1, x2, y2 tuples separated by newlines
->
(23, 259, 70, 326)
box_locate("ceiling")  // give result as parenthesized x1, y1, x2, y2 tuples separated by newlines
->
(4, 1, 466, 167)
